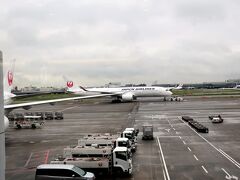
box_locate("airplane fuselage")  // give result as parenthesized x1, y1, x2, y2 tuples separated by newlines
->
(72, 86, 172, 97)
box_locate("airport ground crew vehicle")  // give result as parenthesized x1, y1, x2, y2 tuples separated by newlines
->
(125, 128, 139, 137)
(142, 124, 154, 140)
(121, 130, 137, 152)
(14, 115, 44, 129)
(35, 112, 44, 120)
(15, 112, 24, 121)
(182, 116, 208, 133)
(182, 116, 194, 122)
(50, 145, 133, 175)
(54, 111, 64, 120)
(209, 115, 223, 123)
(188, 120, 209, 133)
(45, 112, 54, 120)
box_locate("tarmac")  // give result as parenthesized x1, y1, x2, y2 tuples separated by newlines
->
(5, 97, 240, 180)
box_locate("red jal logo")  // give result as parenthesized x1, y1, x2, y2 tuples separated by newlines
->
(67, 81, 74, 88)
(8, 71, 13, 86)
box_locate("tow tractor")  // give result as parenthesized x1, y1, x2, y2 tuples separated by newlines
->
(209, 115, 224, 123)
(14, 115, 44, 129)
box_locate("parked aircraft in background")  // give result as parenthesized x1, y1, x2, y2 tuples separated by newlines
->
(64, 78, 173, 103)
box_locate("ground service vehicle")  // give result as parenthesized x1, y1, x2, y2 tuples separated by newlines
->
(125, 128, 139, 137)
(45, 112, 54, 120)
(209, 115, 223, 123)
(121, 130, 137, 152)
(25, 112, 34, 116)
(54, 111, 64, 119)
(14, 115, 44, 129)
(182, 116, 194, 122)
(15, 112, 24, 121)
(51, 146, 133, 175)
(142, 124, 154, 140)
(188, 120, 209, 133)
(35, 164, 95, 180)
(35, 112, 44, 120)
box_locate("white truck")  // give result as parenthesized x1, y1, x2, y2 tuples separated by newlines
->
(121, 130, 137, 152)
(125, 128, 139, 137)
(50, 145, 133, 175)
(142, 124, 154, 140)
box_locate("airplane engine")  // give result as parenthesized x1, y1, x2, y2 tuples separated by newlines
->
(121, 92, 136, 101)
(4, 116, 9, 130)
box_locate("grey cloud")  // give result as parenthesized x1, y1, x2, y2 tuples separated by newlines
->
(1, 0, 240, 87)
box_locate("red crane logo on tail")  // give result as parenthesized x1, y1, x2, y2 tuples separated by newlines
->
(8, 71, 13, 86)
(67, 81, 74, 88)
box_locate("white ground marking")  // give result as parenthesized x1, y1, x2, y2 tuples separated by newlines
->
(173, 128, 176, 131)
(219, 149, 240, 169)
(157, 137, 171, 180)
(24, 153, 33, 167)
(165, 129, 171, 133)
(178, 117, 240, 169)
(178, 136, 182, 139)
(182, 141, 186, 145)
(187, 147, 192, 152)
(193, 155, 199, 161)
(61, 106, 78, 111)
(221, 168, 231, 177)
(201, 166, 208, 174)
(221, 168, 239, 180)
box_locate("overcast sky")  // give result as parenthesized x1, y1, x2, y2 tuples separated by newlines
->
(1, 0, 240, 87)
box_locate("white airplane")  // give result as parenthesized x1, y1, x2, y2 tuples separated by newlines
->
(65, 79, 173, 102)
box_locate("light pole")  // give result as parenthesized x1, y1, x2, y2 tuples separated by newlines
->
(0, 50, 5, 180)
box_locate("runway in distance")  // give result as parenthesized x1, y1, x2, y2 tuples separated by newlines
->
(65, 78, 173, 102)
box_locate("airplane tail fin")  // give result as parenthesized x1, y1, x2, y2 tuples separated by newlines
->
(63, 75, 84, 93)
(175, 84, 183, 90)
(4, 59, 16, 94)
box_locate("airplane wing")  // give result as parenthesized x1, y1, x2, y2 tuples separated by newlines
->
(4, 94, 114, 110)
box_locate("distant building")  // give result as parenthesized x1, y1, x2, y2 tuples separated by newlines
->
(21, 86, 40, 92)
(105, 82, 121, 88)
(225, 79, 240, 83)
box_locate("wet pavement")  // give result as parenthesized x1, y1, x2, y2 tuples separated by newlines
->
(5, 97, 240, 180)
